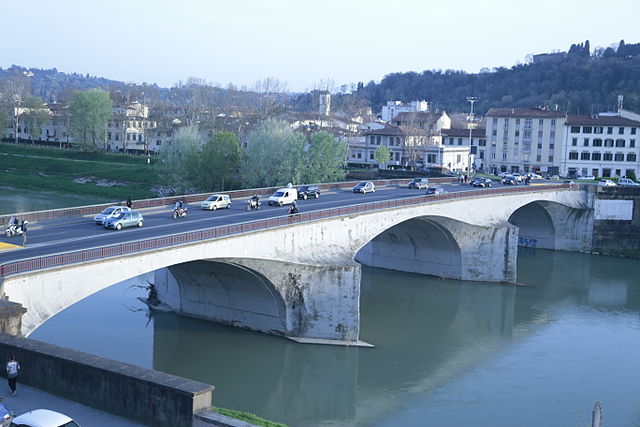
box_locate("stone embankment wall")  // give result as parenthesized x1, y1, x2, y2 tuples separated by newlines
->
(0, 333, 213, 427)
(591, 187, 640, 251)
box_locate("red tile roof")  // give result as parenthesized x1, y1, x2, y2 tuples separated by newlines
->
(566, 115, 640, 126)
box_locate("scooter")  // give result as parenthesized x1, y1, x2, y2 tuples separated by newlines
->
(172, 207, 188, 219)
(246, 198, 261, 211)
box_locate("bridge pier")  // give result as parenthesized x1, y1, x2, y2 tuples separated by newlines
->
(154, 258, 364, 345)
(355, 217, 518, 283)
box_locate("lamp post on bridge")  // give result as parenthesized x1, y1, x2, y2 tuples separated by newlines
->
(466, 97, 478, 175)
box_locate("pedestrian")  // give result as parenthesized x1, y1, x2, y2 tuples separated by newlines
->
(126, 196, 133, 209)
(6, 356, 20, 396)
(21, 220, 27, 247)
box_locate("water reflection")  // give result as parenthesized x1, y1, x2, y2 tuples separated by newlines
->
(31, 249, 640, 427)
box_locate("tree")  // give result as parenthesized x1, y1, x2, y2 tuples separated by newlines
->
(302, 131, 347, 183)
(22, 97, 50, 143)
(69, 89, 112, 151)
(240, 119, 305, 188)
(155, 125, 201, 192)
(192, 132, 241, 191)
(0, 69, 31, 143)
(375, 145, 391, 168)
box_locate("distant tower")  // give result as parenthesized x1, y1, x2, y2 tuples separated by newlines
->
(617, 94, 624, 112)
(318, 91, 331, 116)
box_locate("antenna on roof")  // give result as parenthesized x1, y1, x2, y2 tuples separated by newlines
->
(617, 94, 624, 112)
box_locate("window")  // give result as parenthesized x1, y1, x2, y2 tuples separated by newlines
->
(607, 127, 613, 134)
(458, 138, 463, 145)
(523, 129, 532, 140)
(427, 154, 437, 163)
(492, 130, 497, 136)
(619, 127, 625, 134)
(602, 168, 611, 177)
(492, 118, 498, 126)
(581, 152, 590, 160)
(503, 119, 509, 128)
(479, 139, 486, 146)
(357, 152, 362, 159)
(570, 126, 580, 133)
(632, 128, 637, 135)
(538, 130, 544, 138)
(615, 139, 625, 147)
(479, 151, 485, 160)
(127, 134, 130, 141)
(594, 126, 603, 134)
(592, 152, 601, 161)
(603, 153, 613, 161)
(615, 153, 624, 161)
(604, 139, 614, 147)
(626, 153, 636, 162)
(583, 126, 592, 134)
(616, 169, 621, 176)
(583, 138, 589, 147)
(551, 119, 556, 126)
(537, 143, 543, 149)
(627, 168, 636, 177)
(536, 155, 542, 162)
(569, 152, 578, 160)
(631, 140, 636, 148)
(515, 130, 520, 137)
(491, 152, 496, 159)
(593, 139, 602, 147)
(502, 153, 507, 161)
(550, 130, 555, 138)
(376, 136, 381, 145)
(156, 140, 161, 146)
(539, 119, 544, 126)
(548, 155, 554, 162)
(572, 138, 578, 146)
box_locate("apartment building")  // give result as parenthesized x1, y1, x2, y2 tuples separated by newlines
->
(561, 112, 640, 178)
(380, 100, 429, 122)
(441, 128, 486, 171)
(485, 108, 566, 175)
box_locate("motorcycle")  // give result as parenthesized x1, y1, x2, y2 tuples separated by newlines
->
(172, 207, 188, 219)
(4, 220, 27, 238)
(246, 198, 261, 211)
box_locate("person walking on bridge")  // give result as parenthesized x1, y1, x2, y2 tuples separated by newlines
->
(21, 220, 28, 247)
(6, 355, 20, 396)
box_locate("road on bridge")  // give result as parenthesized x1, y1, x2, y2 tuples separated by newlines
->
(0, 179, 555, 266)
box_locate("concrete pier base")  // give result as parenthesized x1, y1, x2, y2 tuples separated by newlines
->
(154, 258, 362, 343)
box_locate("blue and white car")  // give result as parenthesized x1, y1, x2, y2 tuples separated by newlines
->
(353, 181, 375, 193)
(103, 211, 144, 230)
(93, 206, 130, 225)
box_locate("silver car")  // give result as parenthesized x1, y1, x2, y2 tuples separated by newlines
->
(93, 206, 131, 225)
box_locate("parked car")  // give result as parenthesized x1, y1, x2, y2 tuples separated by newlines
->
(297, 185, 320, 199)
(426, 187, 446, 196)
(93, 206, 130, 225)
(268, 187, 298, 205)
(11, 409, 81, 427)
(597, 179, 617, 187)
(617, 177, 640, 187)
(201, 194, 231, 210)
(408, 178, 429, 189)
(104, 210, 144, 230)
(498, 172, 510, 178)
(471, 177, 493, 187)
(577, 175, 596, 181)
(502, 176, 518, 185)
(353, 181, 375, 193)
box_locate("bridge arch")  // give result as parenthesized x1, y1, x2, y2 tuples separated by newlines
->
(509, 202, 556, 249)
(355, 216, 463, 279)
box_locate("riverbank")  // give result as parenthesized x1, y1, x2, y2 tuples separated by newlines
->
(0, 143, 158, 200)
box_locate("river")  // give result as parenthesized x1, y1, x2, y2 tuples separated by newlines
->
(0, 188, 107, 215)
(29, 248, 640, 427)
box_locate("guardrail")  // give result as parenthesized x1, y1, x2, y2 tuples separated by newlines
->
(0, 184, 572, 279)
(0, 178, 455, 224)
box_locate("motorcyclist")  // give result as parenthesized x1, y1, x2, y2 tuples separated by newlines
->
(175, 200, 183, 211)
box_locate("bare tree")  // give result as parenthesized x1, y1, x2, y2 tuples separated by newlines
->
(252, 77, 288, 120)
(0, 70, 31, 143)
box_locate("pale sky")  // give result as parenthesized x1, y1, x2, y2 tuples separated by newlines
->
(2, 0, 639, 92)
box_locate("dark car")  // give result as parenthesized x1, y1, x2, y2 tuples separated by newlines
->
(298, 185, 320, 200)
(471, 178, 493, 187)
(408, 178, 429, 189)
(426, 187, 446, 196)
(502, 176, 518, 185)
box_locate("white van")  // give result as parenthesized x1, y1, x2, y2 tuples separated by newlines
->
(268, 188, 298, 206)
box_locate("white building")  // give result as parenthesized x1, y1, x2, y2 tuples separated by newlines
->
(381, 100, 429, 122)
(561, 112, 640, 178)
(485, 108, 567, 175)
(441, 128, 487, 171)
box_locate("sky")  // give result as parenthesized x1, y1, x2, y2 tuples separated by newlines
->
(2, 0, 640, 92)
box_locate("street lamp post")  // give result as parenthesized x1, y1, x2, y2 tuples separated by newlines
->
(466, 96, 478, 175)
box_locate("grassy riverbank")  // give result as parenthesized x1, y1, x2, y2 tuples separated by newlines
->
(0, 143, 159, 200)
(214, 407, 288, 427)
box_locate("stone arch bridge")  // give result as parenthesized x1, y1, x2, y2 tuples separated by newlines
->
(0, 186, 592, 344)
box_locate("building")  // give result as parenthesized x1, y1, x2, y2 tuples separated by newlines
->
(561, 111, 640, 178)
(380, 100, 429, 122)
(485, 108, 567, 175)
(107, 102, 156, 154)
(441, 128, 487, 171)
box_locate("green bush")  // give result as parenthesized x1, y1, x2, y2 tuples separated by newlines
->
(213, 407, 288, 427)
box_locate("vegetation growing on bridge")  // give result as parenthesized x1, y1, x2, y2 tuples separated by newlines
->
(214, 407, 289, 427)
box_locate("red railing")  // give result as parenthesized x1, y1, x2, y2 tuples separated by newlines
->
(0, 184, 574, 279)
